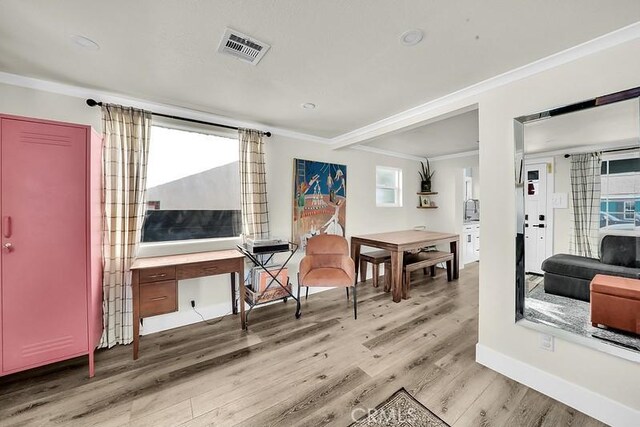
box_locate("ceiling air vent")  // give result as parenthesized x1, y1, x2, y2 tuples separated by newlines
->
(217, 28, 270, 65)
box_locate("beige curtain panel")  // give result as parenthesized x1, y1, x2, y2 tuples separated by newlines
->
(100, 104, 151, 348)
(569, 152, 602, 258)
(239, 128, 270, 239)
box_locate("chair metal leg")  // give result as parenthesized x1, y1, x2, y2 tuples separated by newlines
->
(353, 285, 358, 320)
(295, 274, 302, 319)
(346, 287, 349, 300)
(305, 286, 309, 300)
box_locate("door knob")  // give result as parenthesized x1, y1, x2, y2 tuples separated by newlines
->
(3, 242, 13, 251)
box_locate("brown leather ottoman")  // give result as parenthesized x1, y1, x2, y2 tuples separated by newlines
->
(590, 274, 640, 335)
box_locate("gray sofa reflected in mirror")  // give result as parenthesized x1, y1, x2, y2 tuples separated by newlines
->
(541, 235, 640, 302)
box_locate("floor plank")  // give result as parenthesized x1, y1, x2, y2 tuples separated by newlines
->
(0, 264, 606, 427)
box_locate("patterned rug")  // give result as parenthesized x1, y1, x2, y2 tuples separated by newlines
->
(349, 388, 449, 427)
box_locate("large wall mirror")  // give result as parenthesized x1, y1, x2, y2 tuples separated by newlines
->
(515, 87, 640, 355)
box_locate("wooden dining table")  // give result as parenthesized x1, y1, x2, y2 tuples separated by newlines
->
(351, 230, 460, 303)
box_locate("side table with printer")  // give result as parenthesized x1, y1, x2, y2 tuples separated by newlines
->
(237, 237, 301, 329)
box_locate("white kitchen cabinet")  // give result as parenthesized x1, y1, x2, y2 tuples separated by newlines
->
(463, 223, 480, 264)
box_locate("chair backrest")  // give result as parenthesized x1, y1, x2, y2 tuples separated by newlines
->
(306, 234, 349, 256)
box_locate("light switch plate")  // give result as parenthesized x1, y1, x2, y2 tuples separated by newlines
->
(552, 192, 568, 209)
(539, 333, 555, 351)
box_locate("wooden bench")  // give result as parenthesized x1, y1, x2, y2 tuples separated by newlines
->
(359, 250, 391, 288)
(384, 250, 454, 298)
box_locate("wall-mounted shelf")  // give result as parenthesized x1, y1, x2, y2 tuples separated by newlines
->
(417, 191, 438, 209)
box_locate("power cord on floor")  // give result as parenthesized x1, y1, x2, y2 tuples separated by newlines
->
(190, 300, 234, 326)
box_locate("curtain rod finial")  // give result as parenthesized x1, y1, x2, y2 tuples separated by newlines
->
(86, 99, 100, 107)
(265, 131, 272, 137)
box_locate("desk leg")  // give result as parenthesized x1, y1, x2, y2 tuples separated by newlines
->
(132, 269, 140, 360)
(450, 239, 459, 280)
(230, 272, 238, 315)
(351, 239, 361, 281)
(391, 249, 403, 303)
(239, 267, 247, 330)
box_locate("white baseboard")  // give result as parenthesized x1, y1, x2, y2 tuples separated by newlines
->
(476, 343, 640, 427)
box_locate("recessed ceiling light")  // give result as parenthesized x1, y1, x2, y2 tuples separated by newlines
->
(400, 29, 424, 46)
(302, 103, 316, 110)
(70, 35, 100, 51)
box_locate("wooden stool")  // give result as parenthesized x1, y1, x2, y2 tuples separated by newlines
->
(360, 250, 390, 288)
(384, 251, 454, 298)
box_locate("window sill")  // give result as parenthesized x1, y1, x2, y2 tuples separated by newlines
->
(137, 236, 242, 258)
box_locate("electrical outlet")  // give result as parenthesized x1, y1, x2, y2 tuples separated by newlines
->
(539, 333, 554, 352)
(190, 300, 196, 308)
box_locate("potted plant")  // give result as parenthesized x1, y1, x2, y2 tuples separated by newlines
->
(419, 159, 435, 192)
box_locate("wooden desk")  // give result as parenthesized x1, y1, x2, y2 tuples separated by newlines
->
(351, 230, 460, 303)
(131, 250, 245, 360)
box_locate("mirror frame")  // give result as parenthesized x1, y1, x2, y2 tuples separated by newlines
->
(514, 86, 640, 321)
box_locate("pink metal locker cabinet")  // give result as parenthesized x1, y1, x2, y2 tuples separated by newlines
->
(0, 114, 102, 378)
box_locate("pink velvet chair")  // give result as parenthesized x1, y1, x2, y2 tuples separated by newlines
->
(296, 234, 358, 319)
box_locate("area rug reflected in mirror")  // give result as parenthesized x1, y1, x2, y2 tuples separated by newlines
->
(349, 388, 450, 427)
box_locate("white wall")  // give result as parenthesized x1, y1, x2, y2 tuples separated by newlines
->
(0, 82, 101, 129)
(553, 155, 571, 254)
(0, 82, 428, 333)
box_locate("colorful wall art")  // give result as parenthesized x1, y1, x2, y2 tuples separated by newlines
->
(293, 159, 347, 249)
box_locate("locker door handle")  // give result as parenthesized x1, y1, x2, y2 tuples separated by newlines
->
(2, 216, 11, 238)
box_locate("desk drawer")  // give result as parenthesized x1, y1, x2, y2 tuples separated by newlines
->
(140, 280, 177, 317)
(177, 259, 240, 280)
(139, 266, 176, 283)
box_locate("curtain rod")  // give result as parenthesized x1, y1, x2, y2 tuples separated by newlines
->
(563, 146, 638, 158)
(85, 99, 271, 137)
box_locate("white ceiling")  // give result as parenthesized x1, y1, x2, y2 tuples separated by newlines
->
(367, 109, 479, 158)
(524, 98, 640, 154)
(0, 1, 639, 147)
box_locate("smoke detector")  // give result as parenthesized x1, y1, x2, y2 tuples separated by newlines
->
(217, 28, 270, 65)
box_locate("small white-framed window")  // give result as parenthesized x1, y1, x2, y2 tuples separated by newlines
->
(376, 166, 403, 207)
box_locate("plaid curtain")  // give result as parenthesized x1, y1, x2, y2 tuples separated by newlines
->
(100, 104, 151, 348)
(239, 129, 270, 239)
(569, 153, 602, 258)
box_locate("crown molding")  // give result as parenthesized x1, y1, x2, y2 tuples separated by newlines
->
(349, 145, 425, 162)
(330, 21, 640, 150)
(429, 149, 479, 162)
(0, 71, 330, 144)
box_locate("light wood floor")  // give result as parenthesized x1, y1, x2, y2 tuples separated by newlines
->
(0, 263, 605, 427)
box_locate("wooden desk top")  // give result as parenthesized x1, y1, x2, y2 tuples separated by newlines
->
(131, 249, 244, 270)
(351, 230, 459, 247)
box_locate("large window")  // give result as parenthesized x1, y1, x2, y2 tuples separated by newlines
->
(141, 126, 241, 243)
(376, 166, 402, 207)
(600, 154, 640, 230)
